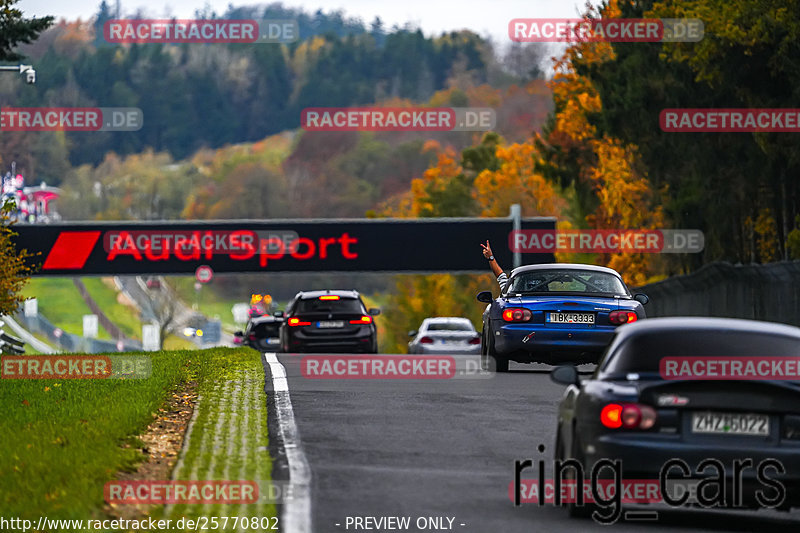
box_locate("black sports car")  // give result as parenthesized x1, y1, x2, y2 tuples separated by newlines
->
(551, 317, 800, 518)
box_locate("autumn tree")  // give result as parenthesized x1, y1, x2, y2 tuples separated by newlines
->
(0, 0, 53, 61)
(0, 201, 37, 314)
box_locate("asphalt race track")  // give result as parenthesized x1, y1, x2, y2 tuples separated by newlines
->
(267, 354, 800, 533)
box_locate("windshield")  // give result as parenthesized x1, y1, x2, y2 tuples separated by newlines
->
(600, 330, 800, 380)
(426, 321, 475, 332)
(507, 269, 628, 295)
(296, 298, 364, 314)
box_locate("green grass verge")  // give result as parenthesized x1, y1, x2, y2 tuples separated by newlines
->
(81, 278, 142, 340)
(22, 278, 110, 339)
(163, 347, 275, 526)
(0, 347, 274, 529)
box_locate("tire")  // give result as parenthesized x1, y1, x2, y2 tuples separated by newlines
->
(480, 330, 489, 370)
(565, 432, 598, 519)
(483, 328, 509, 372)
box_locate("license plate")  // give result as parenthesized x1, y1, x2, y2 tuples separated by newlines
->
(266, 338, 280, 344)
(547, 312, 595, 324)
(692, 412, 769, 436)
(316, 320, 344, 328)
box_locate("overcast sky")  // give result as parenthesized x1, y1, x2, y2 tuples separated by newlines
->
(19, 0, 589, 45)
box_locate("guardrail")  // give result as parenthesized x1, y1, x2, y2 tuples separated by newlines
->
(0, 321, 25, 354)
(634, 260, 800, 326)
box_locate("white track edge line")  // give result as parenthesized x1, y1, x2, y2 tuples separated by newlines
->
(263, 352, 312, 533)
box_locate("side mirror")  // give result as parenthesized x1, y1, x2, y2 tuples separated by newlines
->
(634, 293, 650, 305)
(408, 330, 418, 337)
(550, 365, 580, 386)
(273, 311, 284, 318)
(476, 291, 493, 303)
(234, 331, 244, 337)
(368, 308, 381, 316)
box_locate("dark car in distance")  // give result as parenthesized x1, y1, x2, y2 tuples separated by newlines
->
(477, 264, 648, 371)
(280, 290, 380, 353)
(235, 313, 283, 352)
(551, 317, 800, 517)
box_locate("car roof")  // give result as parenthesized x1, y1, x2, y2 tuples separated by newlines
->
(615, 316, 800, 340)
(250, 315, 279, 324)
(297, 289, 360, 299)
(510, 263, 622, 278)
(424, 317, 471, 323)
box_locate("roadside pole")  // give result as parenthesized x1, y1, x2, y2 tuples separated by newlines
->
(510, 204, 521, 269)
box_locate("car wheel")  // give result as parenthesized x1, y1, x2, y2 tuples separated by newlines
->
(480, 330, 489, 370)
(484, 329, 509, 373)
(566, 432, 598, 519)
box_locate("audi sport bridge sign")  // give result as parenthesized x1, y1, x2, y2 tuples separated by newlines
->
(13, 217, 555, 276)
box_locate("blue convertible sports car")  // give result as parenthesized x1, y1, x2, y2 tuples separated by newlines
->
(476, 264, 649, 371)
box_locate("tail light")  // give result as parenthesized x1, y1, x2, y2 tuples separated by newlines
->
(248, 333, 257, 340)
(609, 310, 638, 325)
(350, 315, 373, 325)
(288, 317, 311, 326)
(601, 403, 656, 430)
(502, 308, 532, 322)
(319, 295, 340, 300)
(468, 337, 481, 345)
(419, 337, 434, 344)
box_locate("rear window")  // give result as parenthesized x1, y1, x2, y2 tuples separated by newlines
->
(296, 297, 364, 314)
(600, 330, 800, 379)
(426, 321, 474, 332)
(253, 323, 280, 336)
(507, 269, 627, 295)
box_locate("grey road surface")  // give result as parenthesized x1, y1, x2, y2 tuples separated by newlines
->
(271, 355, 800, 533)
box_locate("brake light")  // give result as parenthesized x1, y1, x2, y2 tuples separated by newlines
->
(419, 337, 434, 344)
(469, 337, 481, 345)
(350, 315, 373, 324)
(288, 317, 311, 326)
(248, 334, 257, 340)
(319, 295, 340, 300)
(609, 310, 638, 325)
(601, 403, 656, 430)
(600, 404, 623, 428)
(502, 308, 532, 322)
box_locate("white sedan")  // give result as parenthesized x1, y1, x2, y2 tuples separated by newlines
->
(407, 317, 481, 355)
